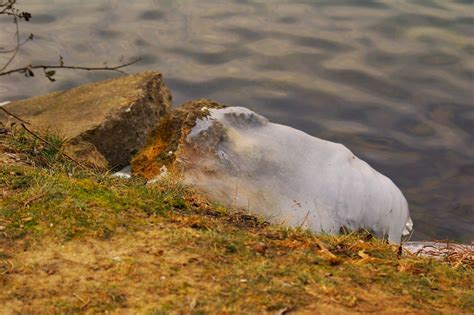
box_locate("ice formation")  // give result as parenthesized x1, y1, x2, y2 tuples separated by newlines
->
(113, 165, 132, 178)
(183, 107, 412, 243)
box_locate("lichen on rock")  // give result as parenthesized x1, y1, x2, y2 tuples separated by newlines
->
(131, 99, 225, 178)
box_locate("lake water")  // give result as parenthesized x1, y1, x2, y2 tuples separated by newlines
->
(1, 0, 473, 242)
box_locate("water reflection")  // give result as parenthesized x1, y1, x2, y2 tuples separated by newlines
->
(0, 0, 473, 241)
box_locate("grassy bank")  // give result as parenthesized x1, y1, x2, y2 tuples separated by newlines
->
(0, 131, 473, 314)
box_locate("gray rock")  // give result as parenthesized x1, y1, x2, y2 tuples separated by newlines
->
(0, 71, 172, 168)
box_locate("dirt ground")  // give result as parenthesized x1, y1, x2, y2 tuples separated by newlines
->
(1, 131, 472, 314)
(1, 223, 470, 315)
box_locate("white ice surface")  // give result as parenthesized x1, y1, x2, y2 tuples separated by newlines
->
(113, 165, 131, 178)
(185, 107, 412, 243)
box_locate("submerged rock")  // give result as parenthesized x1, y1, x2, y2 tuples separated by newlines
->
(133, 99, 412, 243)
(0, 72, 171, 168)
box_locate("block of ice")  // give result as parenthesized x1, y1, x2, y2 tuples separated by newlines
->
(183, 107, 412, 243)
(113, 165, 132, 178)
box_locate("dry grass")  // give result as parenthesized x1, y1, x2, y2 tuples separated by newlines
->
(0, 130, 473, 314)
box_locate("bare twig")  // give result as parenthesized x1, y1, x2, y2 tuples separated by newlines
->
(0, 16, 20, 72)
(1, 1, 31, 20)
(0, 1, 16, 15)
(298, 210, 311, 228)
(20, 123, 87, 169)
(0, 105, 30, 125)
(1, 1, 139, 79)
(0, 58, 141, 77)
(0, 33, 33, 53)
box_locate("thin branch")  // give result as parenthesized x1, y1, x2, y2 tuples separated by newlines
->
(1, 1, 138, 79)
(0, 33, 32, 53)
(0, 105, 86, 169)
(20, 123, 87, 169)
(0, 105, 30, 125)
(0, 58, 141, 77)
(1, 1, 28, 19)
(0, 1, 15, 15)
(0, 16, 20, 72)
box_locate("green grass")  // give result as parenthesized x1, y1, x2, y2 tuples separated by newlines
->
(0, 130, 472, 314)
(0, 163, 190, 241)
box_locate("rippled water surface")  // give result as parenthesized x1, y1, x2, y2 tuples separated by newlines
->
(1, 0, 473, 241)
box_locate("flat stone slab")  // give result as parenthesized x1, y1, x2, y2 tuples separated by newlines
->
(1, 71, 171, 167)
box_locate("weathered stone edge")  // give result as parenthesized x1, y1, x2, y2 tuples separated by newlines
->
(76, 73, 172, 168)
